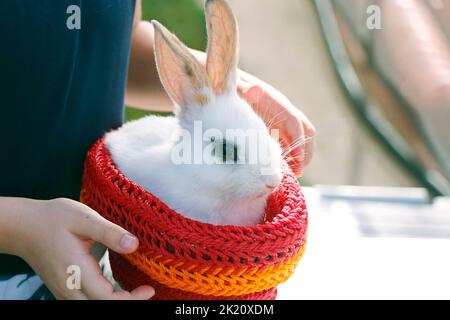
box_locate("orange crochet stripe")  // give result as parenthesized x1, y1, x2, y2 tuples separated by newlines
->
(109, 251, 278, 300)
(134, 239, 306, 277)
(122, 241, 307, 297)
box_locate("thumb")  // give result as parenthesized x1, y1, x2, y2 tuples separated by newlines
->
(71, 207, 139, 254)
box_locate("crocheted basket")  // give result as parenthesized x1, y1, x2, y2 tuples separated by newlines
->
(80, 138, 308, 300)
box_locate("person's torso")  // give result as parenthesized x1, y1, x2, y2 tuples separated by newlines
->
(0, 0, 136, 275)
(0, 0, 136, 200)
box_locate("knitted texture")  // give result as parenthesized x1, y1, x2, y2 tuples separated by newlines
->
(81, 138, 308, 300)
(109, 251, 278, 300)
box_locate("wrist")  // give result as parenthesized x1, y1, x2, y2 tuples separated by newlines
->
(0, 197, 45, 257)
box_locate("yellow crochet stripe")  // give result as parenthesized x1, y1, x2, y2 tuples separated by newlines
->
(123, 242, 306, 297)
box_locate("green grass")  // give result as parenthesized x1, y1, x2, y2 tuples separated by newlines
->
(125, 107, 172, 122)
(141, 0, 207, 51)
(126, 0, 207, 122)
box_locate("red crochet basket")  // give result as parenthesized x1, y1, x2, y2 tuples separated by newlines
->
(81, 138, 308, 300)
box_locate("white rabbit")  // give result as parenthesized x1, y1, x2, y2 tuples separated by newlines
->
(105, 0, 283, 226)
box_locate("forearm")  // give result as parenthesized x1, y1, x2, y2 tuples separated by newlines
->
(0, 197, 37, 256)
(126, 21, 171, 111)
(126, 21, 157, 93)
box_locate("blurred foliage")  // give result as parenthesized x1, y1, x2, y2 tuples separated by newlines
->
(126, 0, 206, 121)
(141, 0, 207, 51)
(125, 107, 171, 122)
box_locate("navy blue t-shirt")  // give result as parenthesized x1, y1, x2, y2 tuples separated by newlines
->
(0, 0, 136, 273)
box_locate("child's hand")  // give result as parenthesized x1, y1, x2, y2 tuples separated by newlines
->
(15, 198, 154, 300)
(238, 73, 316, 177)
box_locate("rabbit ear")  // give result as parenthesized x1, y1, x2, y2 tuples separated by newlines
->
(205, 0, 239, 95)
(152, 20, 210, 109)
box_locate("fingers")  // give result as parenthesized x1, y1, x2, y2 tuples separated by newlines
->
(78, 255, 117, 300)
(287, 149, 303, 177)
(69, 205, 139, 254)
(54, 291, 88, 300)
(282, 122, 305, 177)
(238, 75, 316, 176)
(287, 118, 315, 177)
(79, 255, 155, 300)
(112, 285, 155, 300)
(302, 121, 316, 170)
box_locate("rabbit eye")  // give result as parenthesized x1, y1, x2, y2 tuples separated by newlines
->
(212, 141, 238, 163)
(210, 136, 216, 142)
(221, 142, 238, 163)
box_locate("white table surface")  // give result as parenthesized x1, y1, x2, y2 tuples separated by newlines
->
(277, 188, 450, 300)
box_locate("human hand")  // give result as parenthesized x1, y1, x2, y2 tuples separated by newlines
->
(238, 73, 315, 177)
(15, 198, 154, 300)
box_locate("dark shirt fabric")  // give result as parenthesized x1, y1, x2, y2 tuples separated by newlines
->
(0, 0, 136, 274)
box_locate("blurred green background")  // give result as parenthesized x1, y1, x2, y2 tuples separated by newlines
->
(126, 0, 206, 121)
(142, 0, 206, 51)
